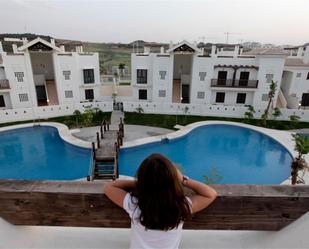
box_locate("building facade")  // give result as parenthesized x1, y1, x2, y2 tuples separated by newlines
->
(0, 37, 100, 110)
(130, 41, 309, 111)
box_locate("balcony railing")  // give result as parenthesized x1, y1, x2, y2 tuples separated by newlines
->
(0, 79, 10, 90)
(211, 79, 259, 88)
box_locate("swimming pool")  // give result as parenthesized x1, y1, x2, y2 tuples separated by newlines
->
(0, 126, 91, 180)
(119, 124, 293, 184)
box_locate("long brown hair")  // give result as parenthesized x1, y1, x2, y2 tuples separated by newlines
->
(132, 153, 191, 230)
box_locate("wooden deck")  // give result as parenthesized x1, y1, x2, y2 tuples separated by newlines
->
(0, 180, 309, 231)
(87, 119, 124, 180)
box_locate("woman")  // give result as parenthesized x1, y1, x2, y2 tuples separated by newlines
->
(104, 154, 217, 249)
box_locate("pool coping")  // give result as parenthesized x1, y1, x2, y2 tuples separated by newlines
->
(0, 122, 92, 149)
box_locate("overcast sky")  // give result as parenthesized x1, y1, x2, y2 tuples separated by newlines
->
(0, 0, 308, 45)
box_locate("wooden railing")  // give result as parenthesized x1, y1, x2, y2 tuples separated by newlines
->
(0, 79, 10, 90)
(0, 180, 308, 231)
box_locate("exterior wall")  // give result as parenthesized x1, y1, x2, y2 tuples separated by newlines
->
(252, 56, 286, 109)
(131, 54, 154, 102)
(0, 101, 113, 124)
(151, 55, 172, 103)
(281, 67, 309, 108)
(0, 44, 100, 110)
(2, 53, 37, 109)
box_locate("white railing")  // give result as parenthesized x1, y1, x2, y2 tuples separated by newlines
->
(0, 101, 113, 124)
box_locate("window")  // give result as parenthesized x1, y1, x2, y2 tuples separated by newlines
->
(296, 72, 302, 78)
(83, 69, 95, 84)
(63, 70, 71, 80)
(65, 90, 73, 98)
(85, 89, 94, 100)
(137, 69, 147, 84)
(159, 71, 167, 80)
(0, 95, 5, 107)
(14, 72, 24, 82)
(262, 94, 269, 101)
(158, 90, 166, 97)
(199, 72, 207, 81)
(19, 93, 29, 102)
(138, 89, 147, 100)
(236, 93, 246, 104)
(307, 72, 309, 80)
(266, 74, 273, 83)
(197, 91, 205, 99)
(215, 92, 225, 103)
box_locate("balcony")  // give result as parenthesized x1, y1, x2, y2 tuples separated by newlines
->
(0, 79, 10, 90)
(211, 79, 258, 88)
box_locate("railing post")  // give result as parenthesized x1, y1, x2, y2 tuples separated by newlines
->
(103, 120, 106, 132)
(100, 124, 103, 139)
(96, 132, 100, 148)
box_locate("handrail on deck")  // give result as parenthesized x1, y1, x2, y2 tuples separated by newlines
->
(0, 180, 308, 231)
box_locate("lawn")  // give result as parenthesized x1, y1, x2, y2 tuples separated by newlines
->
(83, 42, 131, 74)
(124, 112, 309, 130)
(0, 112, 112, 129)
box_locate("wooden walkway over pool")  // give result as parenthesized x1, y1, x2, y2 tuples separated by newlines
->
(87, 118, 124, 181)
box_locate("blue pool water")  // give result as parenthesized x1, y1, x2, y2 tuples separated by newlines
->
(0, 126, 91, 180)
(119, 125, 293, 184)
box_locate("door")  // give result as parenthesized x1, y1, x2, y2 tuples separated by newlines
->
(0, 95, 5, 108)
(239, 72, 249, 86)
(181, 85, 190, 103)
(35, 85, 48, 106)
(301, 93, 309, 106)
(218, 71, 227, 86)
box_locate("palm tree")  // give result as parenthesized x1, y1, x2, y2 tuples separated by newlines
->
(118, 63, 125, 77)
(244, 105, 255, 122)
(291, 134, 309, 185)
(261, 80, 276, 127)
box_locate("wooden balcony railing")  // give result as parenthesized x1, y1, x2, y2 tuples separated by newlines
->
(211, 79, 259, 88)
(0, 79, 10, 90)
(0, 180, 309, 231)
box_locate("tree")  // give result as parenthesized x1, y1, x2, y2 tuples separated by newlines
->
(244, 105, 255, 122)
(261, 80, 277, 127)
(82, 106, 95, 126)
(182, 106, 189, 124)
(73, 110, 82, 127)
(135, 105, 144, 114)
(118, 63, 125, 77)
(291, 134, 309, 185)
(289, 115, 300, 128)
(272, 107, 281, 120)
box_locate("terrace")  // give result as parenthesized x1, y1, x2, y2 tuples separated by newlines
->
(211, 79, 259, 88)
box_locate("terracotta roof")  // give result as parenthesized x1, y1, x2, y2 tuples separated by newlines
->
(285, 58, 309, 67)
(244, 48, 288, 56)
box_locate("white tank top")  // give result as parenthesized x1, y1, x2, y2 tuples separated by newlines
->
(123, 193, 191, 249)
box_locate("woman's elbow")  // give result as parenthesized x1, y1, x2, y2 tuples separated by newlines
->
(210, 189, 218, 201)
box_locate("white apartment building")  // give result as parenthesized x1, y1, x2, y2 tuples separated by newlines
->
(281, 43, 309, 109)
(130, 40, 309, 112)
(0, 37, 100, 110)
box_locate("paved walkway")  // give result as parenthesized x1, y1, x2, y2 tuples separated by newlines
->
(72, 124, 172, 143)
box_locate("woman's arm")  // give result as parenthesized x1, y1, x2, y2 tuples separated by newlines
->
(175, 167, 217, 213)
(103, 179, 136, 208)
(183, 178, 217, 213)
